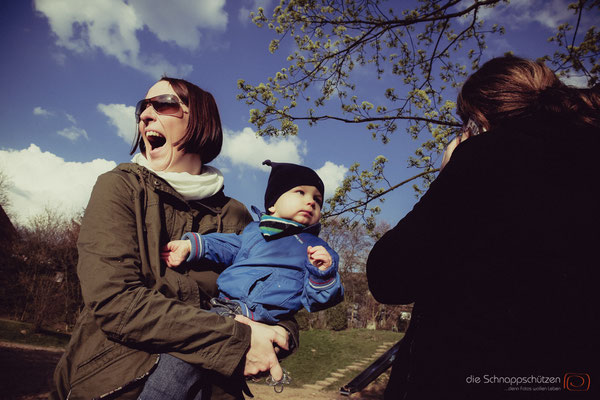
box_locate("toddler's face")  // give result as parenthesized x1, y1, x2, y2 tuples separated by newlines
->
(268, 185, 323, 226)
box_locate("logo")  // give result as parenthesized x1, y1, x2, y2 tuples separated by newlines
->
(563, 373, 590, 391)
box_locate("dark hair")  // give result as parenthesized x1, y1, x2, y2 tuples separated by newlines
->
(130, 77, 223, 164)
(457, 55, 600, 131)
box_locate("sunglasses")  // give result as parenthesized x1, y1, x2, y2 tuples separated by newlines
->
(135, 94, 187, 123)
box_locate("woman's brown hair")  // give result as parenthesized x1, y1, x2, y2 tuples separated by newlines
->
(130, 77, 223, 164)
(457, 55, 600, 131)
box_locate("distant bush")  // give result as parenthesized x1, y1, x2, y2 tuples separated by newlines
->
(325, 302, 348, 331)
(296, 303, 347, 331)
(296, 309, 310, 330)
(1, 208, 82, 333)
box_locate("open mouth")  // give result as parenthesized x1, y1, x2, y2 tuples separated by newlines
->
(146, 131, 166, 150)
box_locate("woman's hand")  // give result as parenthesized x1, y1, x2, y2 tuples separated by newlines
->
(234, 315, 289, 381)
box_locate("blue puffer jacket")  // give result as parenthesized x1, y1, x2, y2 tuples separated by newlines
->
(184, 220, 344, 324)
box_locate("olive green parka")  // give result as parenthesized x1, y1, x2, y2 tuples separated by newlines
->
(51, 163, 298, 399)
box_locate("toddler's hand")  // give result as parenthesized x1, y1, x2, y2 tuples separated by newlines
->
(307, 245, 332, 271)
(160, 240, 191, 268)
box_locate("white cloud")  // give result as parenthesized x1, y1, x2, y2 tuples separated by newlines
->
(66, 113, 77, 124)
(457, 0, 574, 30)
(130, 0, 227, 49)
(316, 161, 348, 200)
(58, 126, 89, 141)
(0, 144, 116, 225)
(219, 127, 347, 201)
(221, 127, 306, 169)
(34, 0, 142, 58)
(34, 0, 225, 78)
(98, 103, 136, 144)
(559, 74, 589, 88)
(33, 106, 53, 117)
(526, 0, 573, 30)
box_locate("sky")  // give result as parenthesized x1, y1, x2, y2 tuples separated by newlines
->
(0, 0, 595, 227)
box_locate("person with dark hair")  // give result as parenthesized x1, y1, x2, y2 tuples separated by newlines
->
(139, 159, 344, 398)
(367, 55, 599, 399)
(51, 78, 298, 400)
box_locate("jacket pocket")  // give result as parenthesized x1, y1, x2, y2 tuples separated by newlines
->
(246, 271, 273, 300)
(72, 342, 135, 386)
(175, 271, 201, 306)
(71, 341, 156, 399)
(254, 269, 303, 309)
(159, 267, 201, 306)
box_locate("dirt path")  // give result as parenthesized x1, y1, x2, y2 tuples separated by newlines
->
(0, 342, 385, 399)
(247, 382, 385, 399)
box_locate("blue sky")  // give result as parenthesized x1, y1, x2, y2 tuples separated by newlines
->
(0, 0, 594, 226)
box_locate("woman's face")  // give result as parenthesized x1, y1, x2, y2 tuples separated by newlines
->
(138, 80, 202, 173)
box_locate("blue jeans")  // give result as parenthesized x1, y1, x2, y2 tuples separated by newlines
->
(138, 354, 205, 400)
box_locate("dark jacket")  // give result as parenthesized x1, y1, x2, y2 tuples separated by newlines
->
(189, 219, 343, 324)
(367, 115, 599, 399)
(51, 163, 299, 400)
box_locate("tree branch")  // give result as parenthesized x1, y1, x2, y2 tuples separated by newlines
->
(326, 168, 440, 218)
(274, 111, 461, 127)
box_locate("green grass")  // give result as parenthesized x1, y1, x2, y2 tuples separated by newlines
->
(0, 319, 71, 348)
(281, 329, 403, 388)
(0, 319, 402, 389)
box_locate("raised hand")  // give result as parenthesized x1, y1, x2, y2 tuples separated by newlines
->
(307, 245, 332, 271)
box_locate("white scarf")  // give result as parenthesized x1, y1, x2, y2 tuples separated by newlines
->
(131, 153, 224, 201)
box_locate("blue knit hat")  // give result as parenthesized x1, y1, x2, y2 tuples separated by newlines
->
(263, 160, 325, 211)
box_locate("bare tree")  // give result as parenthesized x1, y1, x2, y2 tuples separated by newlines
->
(9, 208, 82, 332)
(0, 170, 12, 211)
(315, 219, 410, 330)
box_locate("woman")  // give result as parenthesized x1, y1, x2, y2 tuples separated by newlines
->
(367, 56, 599, 398)
(51, 78, 298, 399)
